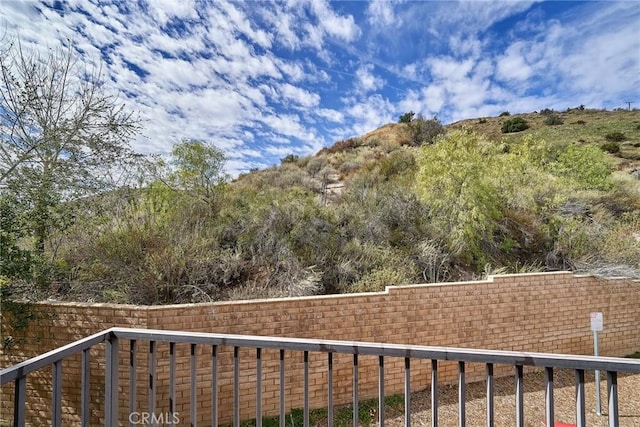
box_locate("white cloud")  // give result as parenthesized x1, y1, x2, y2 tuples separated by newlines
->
(146, 0, 198, 26)
(214, 1, 273, 49)
(415, 1, 541, 37)
(345, 94, 394, 136)
(366, 1, 397, 27)
(496, 42, 533, 82)
(355, 64, 385, 93)
(260, 113, 318, 143)
(427, 57, 475, 81)
(260, 5, 301, 50)
(278, 83, 321, 109)
(316, 108, 344, 123)
(309, 0, 361, 43)
(276, 60, 307, 83)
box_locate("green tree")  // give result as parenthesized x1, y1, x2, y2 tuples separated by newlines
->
(0, 39, 140, 255)
(166, 139, 228, 211)
(398, 111, 415, 123)
(415, 130, 503, 262)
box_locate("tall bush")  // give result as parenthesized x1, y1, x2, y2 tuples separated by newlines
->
(501, 117, 529, 133)
(406, 115, 445, 146)
(548, 144, 613, 191)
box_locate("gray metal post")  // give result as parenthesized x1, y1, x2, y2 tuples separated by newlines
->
(594, 330, 601, 415)
(105, 333, 119, 426)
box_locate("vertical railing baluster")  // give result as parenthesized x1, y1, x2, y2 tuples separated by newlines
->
(105, 333, 119, 426)
(405, 357, 411, 427)
(52, 361, 62, 427)
(211, 345, 218, 427)
(303, 351, 309, 427)
(169, 342, 176, 427)
(279, 349, 285, 427)
(256, 348, 262, 427)
(328, 352, 334, 427)
(81, 348, 90, 427)
(458, 361, 465, 427)
(486, 363, 494, 427)
(544, 367, 554, 427)
(13, 375, 26, 427)
(515, 365, 524, 427)
(353, 354, 359, 427)
(431, 359, 438, 427)
(129, 340, 137, 427)
(378, 356, 384, 427)
(191, 343, 197, 427)
(234, 346, 240, 427)
(575, 369, 586, 427)
(607, 371, 619, 427)
(149, 340, 156, 427)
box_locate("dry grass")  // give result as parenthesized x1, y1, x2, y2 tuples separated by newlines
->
(384, 369, 640, 427)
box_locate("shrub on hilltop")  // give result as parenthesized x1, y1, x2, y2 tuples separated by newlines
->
(501, 117, 529, 133)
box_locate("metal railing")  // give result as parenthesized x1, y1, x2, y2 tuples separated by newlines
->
(1, 327, 639, 426)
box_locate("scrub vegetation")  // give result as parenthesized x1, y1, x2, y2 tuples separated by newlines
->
(2, 41, 640, 305)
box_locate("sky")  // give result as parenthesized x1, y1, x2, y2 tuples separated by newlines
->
(1, 1, 639, 176)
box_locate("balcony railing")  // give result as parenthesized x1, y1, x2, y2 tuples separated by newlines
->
(1, 327, 639, 426)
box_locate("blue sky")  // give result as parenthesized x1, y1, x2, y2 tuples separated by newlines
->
(2, 1, 639, 176)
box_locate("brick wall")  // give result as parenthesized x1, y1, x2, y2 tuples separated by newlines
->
(1, 272, 639, 425)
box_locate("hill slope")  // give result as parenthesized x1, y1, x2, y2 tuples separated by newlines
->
(5, 109, 640, 305)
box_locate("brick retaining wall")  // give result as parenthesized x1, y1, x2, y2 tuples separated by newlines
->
(1, 272, 639, 425)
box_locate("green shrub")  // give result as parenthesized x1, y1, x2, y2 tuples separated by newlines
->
(499, 111, 510, 117)
(378, 149, 416, 180)
(601, 142, 621, 153)
(398, 111, 415, 123)
(501, 117, 529, 133)
(549, 144, 613, 191)
(406, 115, 445, 146)
(605, 131, 626, 142)
(337, 160, 361, 176)
(540, 108, 555, 116)
(352, 267, 410, 292)
(415, 130, 503, 263)
(280, 154, 299, 164)
(544, 114, 563, 126)
(598, 214, 640, 267)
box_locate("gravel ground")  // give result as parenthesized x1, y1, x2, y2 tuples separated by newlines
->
(384, 369, 640, 427)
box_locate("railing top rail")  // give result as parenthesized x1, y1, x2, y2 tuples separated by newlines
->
(111, 327, 640, 373)
(2, 327, 639, 387)
(0, 330, 110, 385)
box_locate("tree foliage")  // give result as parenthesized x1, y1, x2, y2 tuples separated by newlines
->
(548, 143, 613, 191)
(398, 111, 415, 123)
(167, 139, 228, 210)
(0, 38, 140, 255)
(415, 130, 503, 262)
(406, 114, 445, 146)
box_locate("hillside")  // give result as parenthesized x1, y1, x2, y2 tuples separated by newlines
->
(447, 108, 640, 167)
(4, 109, 640, 305)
